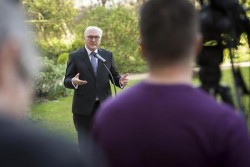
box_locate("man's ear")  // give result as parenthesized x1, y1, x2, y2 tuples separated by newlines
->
(195, 33, 203, 57)
(0, 40, 20, 83)
(139, 40, 147, 61)
(0, 39, 20, 59)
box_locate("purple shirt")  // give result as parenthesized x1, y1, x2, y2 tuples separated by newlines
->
(93, 82, 250, 167)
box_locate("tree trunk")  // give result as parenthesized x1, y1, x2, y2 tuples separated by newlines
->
(101, 0, 107, 6)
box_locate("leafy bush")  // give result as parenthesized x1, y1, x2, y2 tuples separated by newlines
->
(35, 57, 70, 100)
(223, 34, 250, 63)
(57, 52, 69, 64)
(37, 39, 72, 60)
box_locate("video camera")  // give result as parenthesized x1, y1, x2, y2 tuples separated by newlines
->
(197, 0, 250, 111)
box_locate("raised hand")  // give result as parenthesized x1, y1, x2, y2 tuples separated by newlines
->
(120, 73, 129, 87)
(72, 73, 87, 86)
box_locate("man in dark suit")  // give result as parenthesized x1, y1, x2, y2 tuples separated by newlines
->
(64, 26, 129, 150)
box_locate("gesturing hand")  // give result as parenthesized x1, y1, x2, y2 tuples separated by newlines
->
(72, 73, 87, 86)
(120, 73, 129, 87)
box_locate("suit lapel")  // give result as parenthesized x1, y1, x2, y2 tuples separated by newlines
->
(80, 48, 95, 77)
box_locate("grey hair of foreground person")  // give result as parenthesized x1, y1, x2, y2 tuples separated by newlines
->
(0, 0, 39, 78)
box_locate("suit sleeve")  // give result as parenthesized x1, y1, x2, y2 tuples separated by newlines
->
(64, 53, 76, 89)
(109, 52, 121, 88)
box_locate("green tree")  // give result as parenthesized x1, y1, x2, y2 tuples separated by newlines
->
(23, 0, 77, 40)
(73, 6, 146, 73)
(22, 0, 77, 58)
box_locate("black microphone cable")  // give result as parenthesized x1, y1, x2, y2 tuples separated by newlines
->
(103, 63, 117, 96)
(92, 52, 117, 96)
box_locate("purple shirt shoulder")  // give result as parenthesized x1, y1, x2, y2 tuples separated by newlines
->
(93, 82, 250, 167)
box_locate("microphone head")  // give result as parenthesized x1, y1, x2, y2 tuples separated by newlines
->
(94, 53, 106, 63)
(92, 52, 98, 58)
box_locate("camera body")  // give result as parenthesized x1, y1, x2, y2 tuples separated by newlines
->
(199, 0, 250, 48)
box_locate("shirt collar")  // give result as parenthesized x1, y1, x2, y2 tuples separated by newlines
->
(85, 45, 98, 56)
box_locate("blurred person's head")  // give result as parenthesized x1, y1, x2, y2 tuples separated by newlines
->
(84, 26, 102, 51)
(0, 0, 39, 118)
(139, 0, 201, 72)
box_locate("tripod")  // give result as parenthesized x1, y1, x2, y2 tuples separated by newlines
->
(198, 45, 248, 119)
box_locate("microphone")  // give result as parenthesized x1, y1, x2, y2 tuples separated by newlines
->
(93, 52, 106, 63)
(92, 52, 117, 95)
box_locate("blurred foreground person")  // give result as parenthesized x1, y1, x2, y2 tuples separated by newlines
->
(93, 0, 250, 167)
(0, 1, 107, 167)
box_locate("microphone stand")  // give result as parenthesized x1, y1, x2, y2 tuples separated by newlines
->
(93, 52, 117, 96)
(228, 48, 246, 119)
(103, 62, 117, 96)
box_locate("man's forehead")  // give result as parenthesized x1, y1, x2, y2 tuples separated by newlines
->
(86, 29, 101, 36)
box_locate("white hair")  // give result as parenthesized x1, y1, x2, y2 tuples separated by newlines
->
(0, 0, 40, 78)
(84, 26, 103, 37)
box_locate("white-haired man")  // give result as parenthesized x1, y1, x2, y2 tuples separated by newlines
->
(64, 26, 129, 151)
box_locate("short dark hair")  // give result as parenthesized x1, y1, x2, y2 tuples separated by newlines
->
(139, 0, 199, 66)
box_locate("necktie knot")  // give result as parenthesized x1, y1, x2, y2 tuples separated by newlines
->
(90, 52, 96, 56)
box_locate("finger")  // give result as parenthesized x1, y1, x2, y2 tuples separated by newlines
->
(78, 80, 87, 85)
(122, 80, 128, 84)
(122, 80, 129, 83)
(75, 73, 80, 79)
(76, 79, 86, 83)
(123, 73, 129, 77)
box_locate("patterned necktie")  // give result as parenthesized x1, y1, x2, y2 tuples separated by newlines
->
(90, 52, 98, 76)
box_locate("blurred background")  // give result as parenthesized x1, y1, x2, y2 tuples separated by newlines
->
(22, 0, 249, 143)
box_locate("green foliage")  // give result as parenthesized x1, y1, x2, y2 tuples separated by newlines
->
(23, 0, 77, 60)
(29, 5, 147, 73)
(35, 57, 70, 100)
(234, 34, 250, 63)
(23, 0, 77, 41)
(72, 6, 147, 73)
(223, 34, 250, 63)
(23, 1, 248, 75)
(57, 53, 69, 64)
(37, 39, 72, 59)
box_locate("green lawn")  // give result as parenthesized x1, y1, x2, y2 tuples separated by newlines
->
(31, 67, 250, 143)
(30, 79, 140, 143)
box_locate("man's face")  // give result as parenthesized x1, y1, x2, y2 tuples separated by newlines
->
(84, 29, 101, 51)
(0, 42, 33, 118)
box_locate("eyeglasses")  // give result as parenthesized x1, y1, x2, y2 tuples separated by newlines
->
(86, 36, 101, 40)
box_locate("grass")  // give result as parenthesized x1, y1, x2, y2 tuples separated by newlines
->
(30, 95, 77, 141)
(31, 67, 250, 143)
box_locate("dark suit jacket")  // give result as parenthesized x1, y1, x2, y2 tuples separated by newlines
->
(64, 47, 121, 115)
